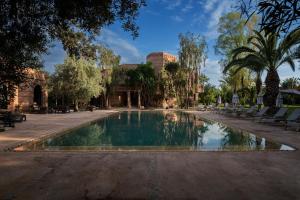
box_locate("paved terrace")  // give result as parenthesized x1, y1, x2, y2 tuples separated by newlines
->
(0, 110, 118, 151)
(0, 111, 300, 199)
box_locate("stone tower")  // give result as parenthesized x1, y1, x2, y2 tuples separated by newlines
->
(146, 52, 177, 75)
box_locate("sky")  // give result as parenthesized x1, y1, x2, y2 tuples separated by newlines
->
(43, 0, 299, 86)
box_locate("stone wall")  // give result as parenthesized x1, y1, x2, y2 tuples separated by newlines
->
(8, 69, 48, 112)
(146, 52, 177, 75)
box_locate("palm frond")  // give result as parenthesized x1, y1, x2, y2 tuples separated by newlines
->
(277, 55, 296, 71)
(231, 46, 256, 59)
(279, 28, 300, 55)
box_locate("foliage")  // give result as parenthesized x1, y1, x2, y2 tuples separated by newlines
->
(0, 0, 145, 107)
(199, 84, 220, 105)
(98, 46, 121, 69)
(215, 12, 257, 98)
(224, 29, 300, 107)
(239, 0, 300, 33)
(126, 62, 157, 107)
(215, 12, 257, 59)
(198, 74, 209, 85)
(49, 56, 101, 109)
(281, 77, 300, 89)
(281, 77, 300, 105)
(178, 32, 207, 108)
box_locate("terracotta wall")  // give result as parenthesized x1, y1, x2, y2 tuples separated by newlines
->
(146, 52, 177, 75)
(8, 69, 48, 112)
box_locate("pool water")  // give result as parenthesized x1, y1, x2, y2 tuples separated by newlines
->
(23, 111, 294, 151)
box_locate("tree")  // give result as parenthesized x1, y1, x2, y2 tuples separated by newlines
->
(0, 0, 145, 107)
(178, 32, 207, 108)
(51, 56, 102, 110)
(98, 47, 121, 69)
(281, 77, 300, 89)
(239, 0, 300, 33)
(281, 77, 300, 105)
(126, 63, 157, 107)
(98, 47, 121, 108)
(215, 12, 258, 95)
(199, 84, 220, 105)
(224, 29, 300, 107)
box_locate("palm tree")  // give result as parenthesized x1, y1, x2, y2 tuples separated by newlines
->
(224, 29, 300, 107)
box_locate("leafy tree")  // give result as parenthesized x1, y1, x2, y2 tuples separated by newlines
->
(50, 56, 102, 110)
(281, 77, 300, 104)
(126, 62, 157, 107)
(98, 47, 121, 108)
(178, 32, 207, 108)
(224, 29, 300, 107)
(281, 77, 300, 89)
(215, 12, 258, 95)
(239, 0, 300, 33)
(198, 74, 209, 85)
(0, 0, 145, 107)
(163, 62, 180, 98)
(98, 47, 121, 69)
(199, 84, 220, 105)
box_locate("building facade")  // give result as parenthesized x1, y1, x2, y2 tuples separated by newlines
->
(146, 52, 177, 75)
(8, 69, 48, 112)
(107, 52, 178, 108)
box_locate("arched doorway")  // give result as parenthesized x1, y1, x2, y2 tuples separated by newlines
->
(34, 85, 42, 106)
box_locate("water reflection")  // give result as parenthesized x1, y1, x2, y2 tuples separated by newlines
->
(30, 111, 293, 151)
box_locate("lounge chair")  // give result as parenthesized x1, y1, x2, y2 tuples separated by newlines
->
(11, 112, 26, 122)
(285, 108, 300, 131)
(0, 112, 15, 127)
(259, 107, 288, 123)
(253, 107, 270, 120)
(0, 120, 4, 132)
(240, 105, 258, 117)
(197, 104, 206, 111)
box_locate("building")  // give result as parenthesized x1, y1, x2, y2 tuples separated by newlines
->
(146, 52, 177, 75)
(106, 52, 178, 108)
(8, 69, 48, 112)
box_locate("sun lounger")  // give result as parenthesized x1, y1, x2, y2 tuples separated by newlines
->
(11, 112, 26, 122)
(285, 108, 300, 131)
(0, 112, 15, 128)
(240, 105, 257, 117)
(259, 107, 288, 123)
(253, 107, 270, 120)
(197, 104, 206, 111)
(0, 120, 4, 132)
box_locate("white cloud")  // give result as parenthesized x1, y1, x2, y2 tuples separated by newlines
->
(201, 59, 222, 86)
(159, 0, 182, 10)
(171, 15, 183, 22)
(99, 29, 144, 64)
(182, 0, 193, 13)
(204, 0, 233, 40)
(204, 0, 219, 12)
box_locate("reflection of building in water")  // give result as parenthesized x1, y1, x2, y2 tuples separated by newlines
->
(165, 112, 178, 122)
(193, 119, 205, 127)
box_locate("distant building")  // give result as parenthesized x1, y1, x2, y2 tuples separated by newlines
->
(102, 52, 179, 108)
(146, 52, 177, 75)
(8, 69, 48, 112)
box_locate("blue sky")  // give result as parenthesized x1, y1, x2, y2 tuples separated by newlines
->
(43, 0, 299, 86)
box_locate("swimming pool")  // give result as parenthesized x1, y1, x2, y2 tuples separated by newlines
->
(19, 111, 295, 151)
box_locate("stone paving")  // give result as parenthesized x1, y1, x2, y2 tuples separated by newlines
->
(0, 111, 300, 200)
(0, 110, 118, 151)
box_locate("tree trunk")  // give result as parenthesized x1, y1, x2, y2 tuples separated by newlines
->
(264, 69, 280, 107)
(256, 75, 262, 95)
(74, 99, 79, 112)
